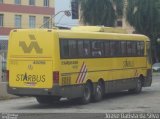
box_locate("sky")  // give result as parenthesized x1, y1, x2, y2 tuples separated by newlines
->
(55, 0, 79, 28)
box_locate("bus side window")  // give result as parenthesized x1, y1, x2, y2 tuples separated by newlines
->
(140, 41, 144, 56)
(121, 41, 127, 57)
(132, 41, 137, 56)
(99, 41, 104, 57)
(68, 40, 77, 58)
(137, 41, 144, 56)
(115, 41, 121, 56)
(104, 41, 110, 57)
(78, 40, 84, 57)
(83, 41, 91, 57)
(60, 40, 69, 58)
(91, 41, 104, 57)
(110, 41, 116, 57)
(127, 41, 132, 56)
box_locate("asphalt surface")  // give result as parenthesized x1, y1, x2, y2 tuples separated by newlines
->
(0, 74, 160, 119)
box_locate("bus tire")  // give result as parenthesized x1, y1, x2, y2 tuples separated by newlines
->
(79, 82, 92, 104)
(36, 96, 60, 104)
(128, 77, 142, 94)
(93, 82, 103, 102)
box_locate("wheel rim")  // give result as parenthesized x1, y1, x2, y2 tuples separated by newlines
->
(96, 85, 102, 98)
(84, 86, 91, 101)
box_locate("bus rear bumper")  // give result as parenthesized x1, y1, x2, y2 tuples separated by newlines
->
(7, 85, 84, 99)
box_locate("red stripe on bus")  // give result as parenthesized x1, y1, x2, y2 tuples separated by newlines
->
(79, 67, 87, 83)
(77, 64, 86, 83)
(76, 62, 84, 83)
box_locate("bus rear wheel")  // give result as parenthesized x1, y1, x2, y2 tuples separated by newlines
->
(93, 82, 104, 102)
(128, 77, 142, 94)
(79, 82, 92, 104)
(36, 96, 60, 105)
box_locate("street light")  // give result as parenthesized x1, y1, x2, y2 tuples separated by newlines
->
(40, 10, 71, 28)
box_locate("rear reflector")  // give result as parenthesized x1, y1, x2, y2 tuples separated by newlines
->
(6, 70, 9, 82)
(53, 71, 59, 84)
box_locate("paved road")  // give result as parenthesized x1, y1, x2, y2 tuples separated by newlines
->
(0, 75, 160, 119)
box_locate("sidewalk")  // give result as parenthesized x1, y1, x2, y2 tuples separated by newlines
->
(0, 82, 18, 100)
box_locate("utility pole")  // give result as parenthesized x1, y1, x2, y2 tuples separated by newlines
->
(71, 0, 79, 19)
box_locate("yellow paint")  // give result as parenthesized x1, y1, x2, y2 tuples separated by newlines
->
(7, 27, 151, 89)
(71, 26, 128, 33)
(8, 29, 55, 88)
(9, 60, 53, 88)
(3, 0, 12, 4)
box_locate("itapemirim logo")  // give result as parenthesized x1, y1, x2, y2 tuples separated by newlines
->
(19, 34, 43, 54)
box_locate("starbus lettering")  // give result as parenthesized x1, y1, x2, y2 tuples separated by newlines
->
(16, 73, 46, 82)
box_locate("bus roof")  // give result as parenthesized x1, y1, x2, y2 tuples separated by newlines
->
(10, 27, 149, 42)
(71, 26, 128, 34)
(57, 29, 149, 41)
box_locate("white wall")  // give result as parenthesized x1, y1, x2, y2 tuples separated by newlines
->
(0, 36, 9, 40)
(55, 0, 79, 28)
(0, 55, 2, 82)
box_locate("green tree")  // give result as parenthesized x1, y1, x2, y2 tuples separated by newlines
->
(127, 0, 160, 62)
(79, 0, 123, 26)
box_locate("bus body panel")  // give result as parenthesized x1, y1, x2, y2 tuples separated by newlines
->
(7, 29, 56, 89)
(7, 28, 152, 99)
(59, 57, 147, 85)
(9, 59, 53, 88)
(7, 29, 54, 58)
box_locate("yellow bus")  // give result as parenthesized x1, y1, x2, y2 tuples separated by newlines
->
(7, 26, 152, 104)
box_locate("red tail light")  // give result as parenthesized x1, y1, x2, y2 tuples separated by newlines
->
(53, 71, 59, 84)
(6, 70, 9, 82)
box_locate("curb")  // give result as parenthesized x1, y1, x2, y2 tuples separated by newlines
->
(0, 82, 18, 100)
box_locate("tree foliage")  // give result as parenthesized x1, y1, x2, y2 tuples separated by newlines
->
(127, 0, 160, 37)
(127, 0, 160, 62)
(79, 0, 123, 26)
(113, 0, 124, 17)
(79, 0, 160, 62)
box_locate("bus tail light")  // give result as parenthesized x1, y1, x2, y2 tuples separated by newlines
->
(6, 70, 9, 82)
(53, 71, 59, 84)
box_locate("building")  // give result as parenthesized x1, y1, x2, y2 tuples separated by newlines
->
(0, 36, 8, 59)
(0, 0, 55, 82)
(0, 0, 55, 56)
(0, 0, 55, 36)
